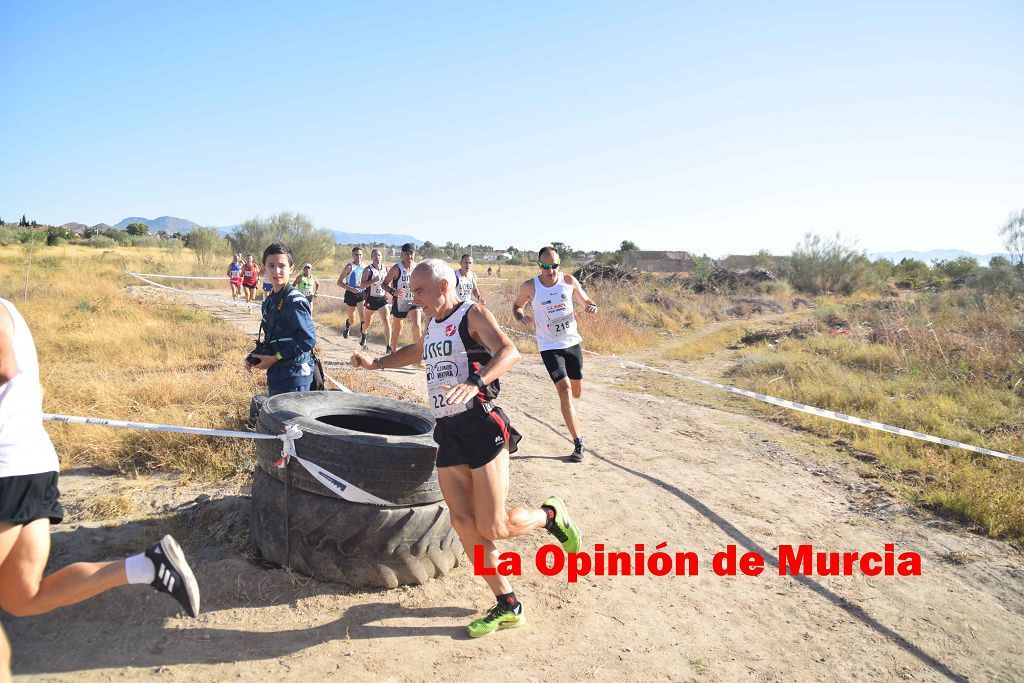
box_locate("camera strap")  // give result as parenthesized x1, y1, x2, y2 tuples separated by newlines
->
(258, 284, 294, 347)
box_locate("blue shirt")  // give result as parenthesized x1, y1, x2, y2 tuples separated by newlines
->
(261, 286, 317, 383)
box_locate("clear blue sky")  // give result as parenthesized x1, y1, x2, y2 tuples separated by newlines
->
(2, 1, 1021, 255)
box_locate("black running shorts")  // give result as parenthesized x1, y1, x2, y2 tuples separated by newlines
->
(343, 290, 366, 307)
(435, 404, 522, 469)
(365, 295, 389, 311)
(540, 344, 584, 383)
(0, 471, 64, 525)
(391, 303, 420, 319)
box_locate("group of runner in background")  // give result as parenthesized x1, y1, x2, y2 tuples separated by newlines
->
(229, 244, 594, 465)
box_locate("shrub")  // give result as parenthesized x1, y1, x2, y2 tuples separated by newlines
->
(788, 233, 875, 295)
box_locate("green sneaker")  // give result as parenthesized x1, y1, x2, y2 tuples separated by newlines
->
(542, 496, 581, 554)
(467, 602, 526, 638)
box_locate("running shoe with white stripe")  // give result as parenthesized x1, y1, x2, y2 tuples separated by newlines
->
(145, 535, 201, 617)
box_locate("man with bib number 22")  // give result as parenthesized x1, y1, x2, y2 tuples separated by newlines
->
(350, 259, 581, 638)
(512, 245, 598, 463)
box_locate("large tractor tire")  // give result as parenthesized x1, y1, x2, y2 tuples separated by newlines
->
(249, 468, 463, 589)
(254, 390, 440, 506)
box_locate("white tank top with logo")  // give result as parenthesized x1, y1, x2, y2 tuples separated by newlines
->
(0, 299, 60, 477)
(423, 301, 475, 419)
(455, 270, 475, 302)
(365, 264, 386, 297)
(531, 274, 582, 352)
(395, 261, 416, 312)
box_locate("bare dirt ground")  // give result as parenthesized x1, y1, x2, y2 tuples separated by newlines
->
(7, 290, 1024, 681)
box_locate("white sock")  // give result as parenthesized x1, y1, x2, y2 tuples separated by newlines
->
(124, 552, 156, 584)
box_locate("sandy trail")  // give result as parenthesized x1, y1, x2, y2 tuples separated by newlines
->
(7, 291, 1023, 681)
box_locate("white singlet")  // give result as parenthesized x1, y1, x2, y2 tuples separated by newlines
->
(365, 264, 386, 297)
(422, 301, 478, 419)
(455, 269, 476, 302)
(0, 299, 60, 477)
(530, 274, 582, 352)
(394, 261, 416, 312)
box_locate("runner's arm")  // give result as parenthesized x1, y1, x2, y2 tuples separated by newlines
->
(292, 273, 303, 288)
(511, 280, 533, 323)
(381, 265, 400, 296)
(351, 338, 423, 370)
(444, 305, 520, 404)
(361, 267, 374, 290)
(472, 280, 485, 304)
(567, 275, 598, 313)
(337, 263, 353, 291)
(0, 305, 19, 385)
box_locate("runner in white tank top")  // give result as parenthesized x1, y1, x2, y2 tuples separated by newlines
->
(381, 243, 422, 357)
(350, 258, 581, 638)
(512, 246, 599, 462)
(455, 253, 485, 304)
(358, 249, 391, 349)
(0, 299, 59, 478)
(0, 300, 202, 674)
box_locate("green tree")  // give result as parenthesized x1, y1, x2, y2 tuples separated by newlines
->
(125, 222, 149, 236)
(19, 215, 28, 227)
(619, 240, 638, 252)
(893, 258, 931, 289)
(934, 256, 978, 284)
(46, 226, 74, 245)
(752, 249, 774, 270)
(187, 226, 228, 268)
(999, 208, 1024, 266)
(989, 255, 1011, 268)
(228, 212, 334, 269)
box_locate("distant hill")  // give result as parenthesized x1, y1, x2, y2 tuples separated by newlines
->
(89, 223, 114, 231)
(115, 216, 202, 233)
(870, 249, 1013, 265)
(61, 222, 87, 231)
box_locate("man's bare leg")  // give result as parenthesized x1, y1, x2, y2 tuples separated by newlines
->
(0, 520, 127, 617)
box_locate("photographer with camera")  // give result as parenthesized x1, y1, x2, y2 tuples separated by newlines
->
(244, 243, 317, 395)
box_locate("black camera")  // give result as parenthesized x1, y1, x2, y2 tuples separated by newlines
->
(246, 343, 272, 366)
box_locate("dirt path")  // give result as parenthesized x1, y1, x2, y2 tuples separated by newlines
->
(8, 291, 1024, 681)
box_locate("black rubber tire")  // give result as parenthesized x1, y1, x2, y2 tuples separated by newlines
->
(248, 393, 269, 428)
(254, 390, 441, 506)
(249, 468, 463, 588)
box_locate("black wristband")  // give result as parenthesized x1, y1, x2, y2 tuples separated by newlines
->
(467, 372, 485, 389)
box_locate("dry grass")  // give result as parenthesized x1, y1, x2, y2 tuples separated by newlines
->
(2, 245, 272, 479)
(728, 292, 1024, 541)
(662, 324, 748, 361)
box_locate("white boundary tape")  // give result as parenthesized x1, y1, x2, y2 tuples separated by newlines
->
(126, 272, 257, 309)
(42, 413, 294, 441)
(132, 273, 228, 280)
(496, 324, 1023, 465)
(613, 359, 1024, 465)
(41, 413, 393, 504)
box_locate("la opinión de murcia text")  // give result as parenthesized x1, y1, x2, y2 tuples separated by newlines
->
(474, 544, 922, 583)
